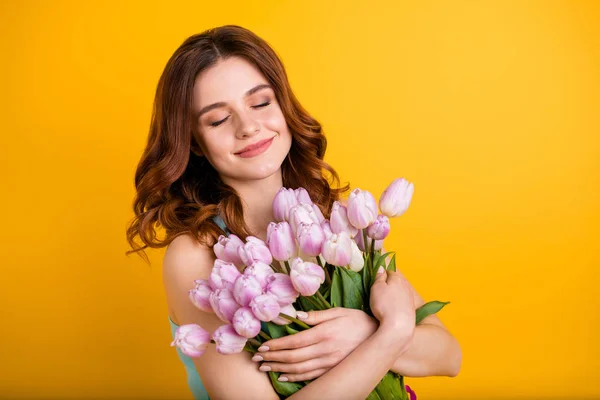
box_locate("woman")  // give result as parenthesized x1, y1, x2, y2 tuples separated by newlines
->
(126, 25, 461, 399)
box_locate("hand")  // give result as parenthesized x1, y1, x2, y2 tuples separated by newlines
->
(370, 267, 416, 344)
(252, 307, 378, 382)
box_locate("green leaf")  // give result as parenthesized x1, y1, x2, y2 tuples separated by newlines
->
(285, 325, 300, 335)
(298, 296, 317, 312)
(330, 268, 343, 307)
(362, 253, 372, 295)
(340, 267, 364, 310)
(416, 301, 450, 324)
(266, 322, 287, 339)
(375, 372, 407, 400)
(268, 371, 303, 398)
(388, 253, 397, 272)
(366, 390, 383, 400)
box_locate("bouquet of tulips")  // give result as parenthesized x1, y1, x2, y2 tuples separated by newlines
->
(171, 178, 449, 399)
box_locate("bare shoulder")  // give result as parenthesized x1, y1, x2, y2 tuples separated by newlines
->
(162, 234, 279, 400)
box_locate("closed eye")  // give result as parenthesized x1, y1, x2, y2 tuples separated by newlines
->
(209, 101, 271, 127)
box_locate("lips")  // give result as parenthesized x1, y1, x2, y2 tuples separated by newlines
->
(235, 137, 275, 155)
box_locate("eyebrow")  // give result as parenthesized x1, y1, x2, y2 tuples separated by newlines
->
(195, 83, 273, 120)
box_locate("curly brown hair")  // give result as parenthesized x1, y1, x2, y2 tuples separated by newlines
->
(125, 25, 349, 264)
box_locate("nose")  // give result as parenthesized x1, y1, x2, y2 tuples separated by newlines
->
(235, 108, 261, 139)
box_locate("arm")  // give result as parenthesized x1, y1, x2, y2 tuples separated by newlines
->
(381, 246, 462, 377)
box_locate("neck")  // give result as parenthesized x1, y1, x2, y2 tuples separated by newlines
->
(221, 170, 283, 242)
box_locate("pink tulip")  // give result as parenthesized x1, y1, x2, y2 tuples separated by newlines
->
(238, 236, 273, 266)
(250, 293, 281, 321)
(347, 188, 378, 229)
(209, 259, 241, 291)
(354, 230, 383, 252)
(296, 222, 326, 257)
(212, 324, 248, 355)
(243, 261, 274, 290)
(312, 204, 325, 223)
(322, 231, 353, 266)
(272, 303, 297, 325)
(171, 324, 210, 358)
(232, 307, 262, 338)
(330, 201, 359, 237)
(289, 257, 325, 296)
(289, 203, 320, 236)
(294, 187, 313, 204)
(367, 214, 391, 240)
(273, 187, 298, 221)
(379, 178, 414, 218)
(321, 220, 333, 239)
(266, 273, 299, 305)
(232, 275, 263, 307)
(213, 234, 244, 267)
(189, 279, 213, 313)
(209, 288, 240, 323)
(348, 240, 365, 272)
(267, 221, 297, 261)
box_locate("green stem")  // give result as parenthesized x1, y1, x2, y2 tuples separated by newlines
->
(283, 260, 291, 274)
(318, 257, 332, 285)
(315, 289, 331, 309)
(278, 312, 311, 329)
(304, 294, 324, 310)
(370, 238, 376, 270)
(248, 338, 262, 348)
(258, 330, 272, 341)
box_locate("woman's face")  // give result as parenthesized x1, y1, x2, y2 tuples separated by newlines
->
(191, 56, 292, 183)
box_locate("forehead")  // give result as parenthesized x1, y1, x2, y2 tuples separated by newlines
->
(193, 56, 269, 106)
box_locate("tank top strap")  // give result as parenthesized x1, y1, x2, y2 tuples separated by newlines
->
(211, 214, 230, 236)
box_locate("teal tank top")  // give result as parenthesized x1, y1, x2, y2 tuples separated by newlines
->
(169, 215, 268, 400)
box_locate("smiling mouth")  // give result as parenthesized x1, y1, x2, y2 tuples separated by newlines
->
(235, 137, 275, 158)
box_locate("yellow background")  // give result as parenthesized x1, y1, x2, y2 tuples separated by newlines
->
(1, 1, 598, 399)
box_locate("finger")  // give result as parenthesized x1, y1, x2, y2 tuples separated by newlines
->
(260, 356, 331, 374)
(298, 307, 344, 326)
(371, 266, 388, 286)
(257, 343, 324, 363)
(259, 325, 324, 351)
(278, 368, 329, 383)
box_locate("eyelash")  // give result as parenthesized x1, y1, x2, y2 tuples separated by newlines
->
(210, 101, 271, 127)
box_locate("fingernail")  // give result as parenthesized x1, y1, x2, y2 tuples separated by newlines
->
(258, 346, 269, 352)
(259, 365, 271, 372)
(278, 376, 288, 382)
(251, 354, 263, 362)
(377, 266, 385, 274)
(297, 311, 308, 320)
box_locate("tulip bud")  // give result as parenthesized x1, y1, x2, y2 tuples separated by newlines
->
(354, 231, 383, 252)
(238, 236, 273, 267)
(232, 275, 263, 307)
(294, 187, 313, 204)
(243, 261, 274, 290)
(209, 260, 241, 291)
(330, 201, 359, 237)
(289, 257, 325, 296)
(322, 231, 353, 266)
(232, 307, 262, 338)
(289, 203, 320, 236)
(321, 220, 333, 239)
(209, 288, 240, 323)
(272, 304, 297, 325)
(273, 187, 298, 221)
(367, 214, 391, 240)
(379, 178, 414, 218)
(213, 234, 244, 267)
(267, 221, 297, 261)
(347, 188, 379, 229)
(189, 279, 213, 313)
(348, 240, 365, 272)
(296, 222, 326, 257)
(312, 204, 325, 223)
(171, 324, 210, 358)
(250, 293, 281, 321)
(266, 273, 299, 305)
(212, 324, 248, 355)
